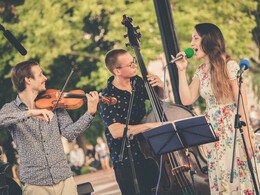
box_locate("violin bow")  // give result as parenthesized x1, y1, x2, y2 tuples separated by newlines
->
(52, 59, 76, 111)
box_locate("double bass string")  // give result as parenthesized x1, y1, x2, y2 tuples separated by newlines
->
(134, 49, 167, 122)
(134, 48, 165, 121)
(141, 56, 194, 194)
(134, 47, 193, 194)
(129, 27, 193, 195)
(161, 68, 194, 195)
(122, 14, 208, 194)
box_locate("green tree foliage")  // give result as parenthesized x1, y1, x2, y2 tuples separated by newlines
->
(0, 0, 258, 160)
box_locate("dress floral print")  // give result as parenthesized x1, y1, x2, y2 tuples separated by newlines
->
(193, 60, 260, 194)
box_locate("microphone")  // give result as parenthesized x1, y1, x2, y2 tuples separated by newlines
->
(170, 48, 194, 64)
(1, 25, 27, 56)
(238, 59, 249, 75)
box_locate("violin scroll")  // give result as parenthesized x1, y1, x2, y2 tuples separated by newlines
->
(101, 96, 117, 105)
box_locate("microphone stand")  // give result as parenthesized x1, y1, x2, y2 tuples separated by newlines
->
(230, 71, 259, 194)
(119, 79, 140, 195)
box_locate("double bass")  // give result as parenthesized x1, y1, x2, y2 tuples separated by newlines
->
(122, 15, 210, 195)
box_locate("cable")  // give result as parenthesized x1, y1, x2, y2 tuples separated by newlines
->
(155, 155, 163, 195)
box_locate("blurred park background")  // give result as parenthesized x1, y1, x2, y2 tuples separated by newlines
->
(1, 0, 260, 176)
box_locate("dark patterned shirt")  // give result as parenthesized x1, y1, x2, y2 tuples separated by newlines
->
(0, 96, 94, 185)
(99, 75, 149, 166)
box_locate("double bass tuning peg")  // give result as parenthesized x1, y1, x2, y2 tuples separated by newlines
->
(124, 34, 128, 38)
(125, 43, 130, 47)
(134, 26, 140, 30)
(137, 32, 141, 38)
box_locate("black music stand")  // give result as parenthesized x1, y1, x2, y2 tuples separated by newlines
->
(142, 115, 218, 155)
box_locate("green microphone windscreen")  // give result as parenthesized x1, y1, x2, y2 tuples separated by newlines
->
(184, 48, 194, 58)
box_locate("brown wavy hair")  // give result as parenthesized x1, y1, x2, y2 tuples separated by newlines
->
(195, 23, 232, 103)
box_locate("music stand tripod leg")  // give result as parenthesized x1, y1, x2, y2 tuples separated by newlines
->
(119, 80, 140, 195)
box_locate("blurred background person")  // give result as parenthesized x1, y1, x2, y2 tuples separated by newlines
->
(69, 144, 85, 175)
(249, 105, 260, 131)
(95, 137, 110, 171)
(85, 144, 100, 172)
(0, 146, 22, 195)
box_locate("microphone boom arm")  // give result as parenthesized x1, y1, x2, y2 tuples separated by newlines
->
(0, 24, 27, 56)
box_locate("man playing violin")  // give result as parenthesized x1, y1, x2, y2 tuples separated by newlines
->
(0, 60, 99, 195)
(99, 49, 169, 195)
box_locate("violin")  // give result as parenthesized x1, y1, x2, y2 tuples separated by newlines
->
(35, 89, 117, 110)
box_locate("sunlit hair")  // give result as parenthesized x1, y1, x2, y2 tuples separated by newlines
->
(11, 60, 39, 92)
(105, 49, 128, 74)
(195, 23, 232, 103)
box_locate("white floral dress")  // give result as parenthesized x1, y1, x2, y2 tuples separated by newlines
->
(193, 60, 260, 195)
